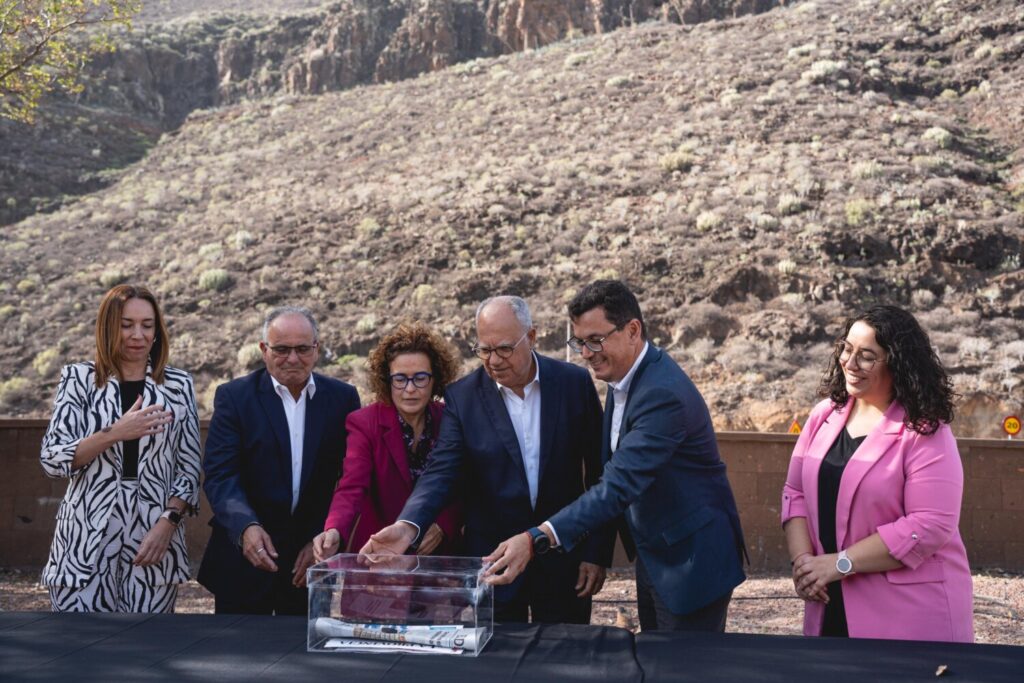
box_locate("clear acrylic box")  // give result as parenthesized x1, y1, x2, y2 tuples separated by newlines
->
(307, 554, 493, 656)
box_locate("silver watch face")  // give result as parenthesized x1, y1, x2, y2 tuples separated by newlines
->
(837, 557, 853, 574)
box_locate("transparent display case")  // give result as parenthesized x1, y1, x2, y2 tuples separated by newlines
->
(307, 554, 493, 656)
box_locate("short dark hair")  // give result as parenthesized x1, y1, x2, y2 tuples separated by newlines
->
(567, 280, 647, 339)
(820, 305, 956, 435)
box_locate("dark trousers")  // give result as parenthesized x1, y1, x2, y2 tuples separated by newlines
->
(214, 570, 307, 616)
(635, 555, 731, 632)
(495, 562, 592, 625)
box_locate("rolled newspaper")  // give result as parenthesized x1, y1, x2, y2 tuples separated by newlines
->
(314, 617, 483, 652)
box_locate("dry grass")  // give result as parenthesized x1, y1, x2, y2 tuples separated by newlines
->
(0, 0, 1021, 435)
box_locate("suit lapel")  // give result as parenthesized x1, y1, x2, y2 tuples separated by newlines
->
(537, 356, 559, 485)
(477, 369, 528, 483)
(136, 365, 162, 481)
(802, 402, 850, 547)
(381, 404, 413, 487)
(611, 345, 658, 450)
(601, 387, 614, 464)
(836, 400, 905, 548)
(256, 371, 293, 482)
(299, 375, 327, 498)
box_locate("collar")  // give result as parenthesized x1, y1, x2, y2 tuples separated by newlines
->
(495, 352, 541, 396)
(609, 342, 649, 395)
(270, 372, 317, 401)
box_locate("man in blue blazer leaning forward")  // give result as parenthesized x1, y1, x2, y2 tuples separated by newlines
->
(484, 280, 746, 631)
(198, 306, 361, 615)
(361, 295, 613, 624)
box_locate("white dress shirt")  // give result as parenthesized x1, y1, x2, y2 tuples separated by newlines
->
(609, 342, 649, 453)
(495, 354, 542, 509)
(270, 373, 317, 512)
(544, 342, 648, 548)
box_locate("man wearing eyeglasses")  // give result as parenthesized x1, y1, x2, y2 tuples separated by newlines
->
(199, 306, 361, 615)
(362, 296, 612, 625)
(484, 280, 747, 632)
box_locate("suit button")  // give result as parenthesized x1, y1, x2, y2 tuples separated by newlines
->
(911, 533, 919, 540)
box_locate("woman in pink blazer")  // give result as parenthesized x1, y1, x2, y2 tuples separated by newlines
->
(313, 322, 462, 560)
(782, 305, 972, 642)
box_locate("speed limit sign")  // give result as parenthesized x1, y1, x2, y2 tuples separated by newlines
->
(1004, 416, 1021, 438)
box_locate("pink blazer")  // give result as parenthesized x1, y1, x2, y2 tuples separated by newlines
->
(781, 399, 973, 642)
(323, 401, 461, 554)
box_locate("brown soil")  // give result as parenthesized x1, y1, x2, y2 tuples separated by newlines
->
(3, 568, 1021, 645)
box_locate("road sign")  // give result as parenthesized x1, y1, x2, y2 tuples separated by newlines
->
(1004, 415, 1021, 438)
(788, 420, 802, 435)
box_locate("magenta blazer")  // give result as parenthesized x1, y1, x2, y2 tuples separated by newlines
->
(323, 401, 461, 554)
(781, 398, 973, 642)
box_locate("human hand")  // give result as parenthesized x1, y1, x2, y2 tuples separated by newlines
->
(242, 524, 279, 572)
(416, 524, 445, 556)
(112, 396, 173, 441)
(482, 532, 532, 586)
(576, 562, 606, 598)
(358, 521, 417, 561)
(312, 529, 341, 562)
(793, 553, 837, 601)
(134, 516, 175, 566)
(292, 541, 316, 587)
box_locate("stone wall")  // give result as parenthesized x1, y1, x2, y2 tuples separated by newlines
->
(2, 420, 1021, 572)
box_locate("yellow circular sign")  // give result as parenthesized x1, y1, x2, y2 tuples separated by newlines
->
(1004, 416, 1021, 436)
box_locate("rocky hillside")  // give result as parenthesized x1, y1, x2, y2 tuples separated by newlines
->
(0, 0, 779, 226)
(1, 0, 1022, 436)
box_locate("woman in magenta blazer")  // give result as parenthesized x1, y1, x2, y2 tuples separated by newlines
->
(782, 305, 972, 642)
(313, 322, 462, 560)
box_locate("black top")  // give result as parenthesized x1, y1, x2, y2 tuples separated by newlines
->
(817, 427, 867, 638)
(119, 379, 146, 480)
(396, 409, 435, 482)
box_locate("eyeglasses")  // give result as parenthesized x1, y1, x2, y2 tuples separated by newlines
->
(471, 331, 529, 361)
(268, 343, 318, 358)
(391, 372, 433, 389)
(567, 325, 624, 354)
(836, 341, 885, 372)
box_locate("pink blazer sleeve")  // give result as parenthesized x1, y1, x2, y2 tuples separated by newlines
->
(781, 400, 830, 524)
(322, 410, 374, 541)
(876, 424, 963, 569)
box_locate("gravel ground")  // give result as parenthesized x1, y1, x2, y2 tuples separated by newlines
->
(2, 568, 1020, 645)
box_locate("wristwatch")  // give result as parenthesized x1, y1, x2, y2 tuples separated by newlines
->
(160, 509, 183, 526)
(836, 549, 855, 577)
(527, 527, 551, 555)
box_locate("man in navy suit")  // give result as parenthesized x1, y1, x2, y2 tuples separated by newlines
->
(362, 296, 612, 624)
(198, 306, 360, 615)
(485, 281, 746, 631)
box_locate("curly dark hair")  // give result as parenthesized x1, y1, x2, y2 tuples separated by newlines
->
(367, 321, 461, 405)
(820, 305, 955, 435)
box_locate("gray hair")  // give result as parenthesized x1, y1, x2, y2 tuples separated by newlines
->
(262, 305, 319, 342)
(475, 295, 533, 333)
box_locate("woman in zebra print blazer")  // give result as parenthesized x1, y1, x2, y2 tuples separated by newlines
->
(40, 284, 202, 612)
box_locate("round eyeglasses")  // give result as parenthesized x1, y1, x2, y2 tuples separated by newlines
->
(566, 325, 624, 354)
(471, 331, 528, 361)
(836, 341, 886, 372)
(390, 372, 433, 389)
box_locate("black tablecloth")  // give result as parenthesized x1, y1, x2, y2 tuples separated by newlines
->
(0, 612, 641, 682)
(2, 612, 1021, 682)
(635, 631, 1024, 683)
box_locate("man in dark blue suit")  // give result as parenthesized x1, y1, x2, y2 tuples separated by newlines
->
(198, 306, 360, 615)
(362, 296, 612, 624)
(485, 281, 746, 631)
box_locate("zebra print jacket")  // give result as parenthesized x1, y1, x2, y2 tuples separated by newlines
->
(40, 362, 202, 588)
